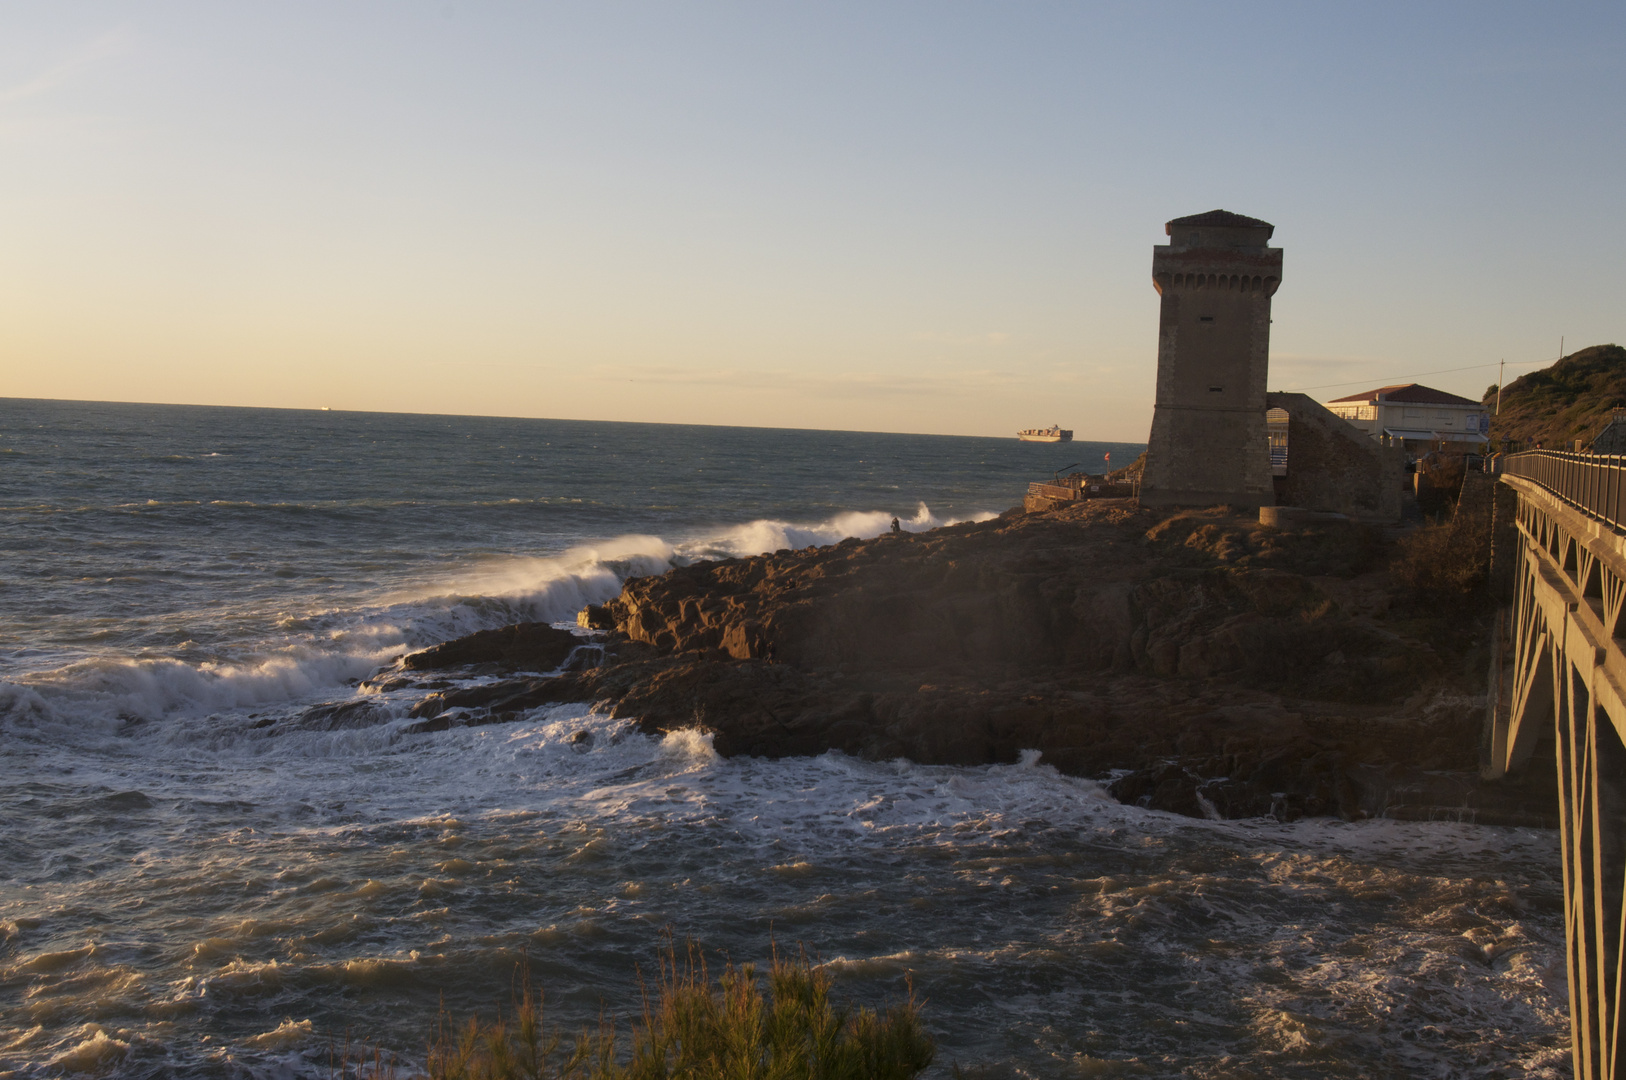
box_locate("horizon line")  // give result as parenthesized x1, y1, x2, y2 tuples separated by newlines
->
(0, 395, 1150, 446)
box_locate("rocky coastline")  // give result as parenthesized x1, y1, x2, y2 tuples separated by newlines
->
(346, 499, 1554, 826)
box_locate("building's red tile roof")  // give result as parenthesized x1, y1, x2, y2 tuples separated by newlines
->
(1326, 383, 1481, 407)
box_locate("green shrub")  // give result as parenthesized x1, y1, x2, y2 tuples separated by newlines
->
(426, 946, 933, 1080)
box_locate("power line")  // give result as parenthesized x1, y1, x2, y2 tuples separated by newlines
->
(1278, 356, 1554, 395)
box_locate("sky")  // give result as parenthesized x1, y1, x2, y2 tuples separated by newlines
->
(0, 2, 1621, 440)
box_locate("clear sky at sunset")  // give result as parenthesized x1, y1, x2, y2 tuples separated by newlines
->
(1, 2, 1621, 439)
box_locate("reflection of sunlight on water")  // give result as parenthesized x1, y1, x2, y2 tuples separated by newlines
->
(0, 699, 1571, 1079)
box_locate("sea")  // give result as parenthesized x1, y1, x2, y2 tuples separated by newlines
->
(0, 398, 1570, 1078)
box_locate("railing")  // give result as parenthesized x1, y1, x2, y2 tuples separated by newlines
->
(1027, 477, 1139, 502)
(1500, 450, 1626, 533)
(1027, 481, 1081, 501)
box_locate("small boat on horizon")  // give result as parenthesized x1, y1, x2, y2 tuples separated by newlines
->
(1018, 425, 1073, 443)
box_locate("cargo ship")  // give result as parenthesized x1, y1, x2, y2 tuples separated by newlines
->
(1017, 425, 1073, 443)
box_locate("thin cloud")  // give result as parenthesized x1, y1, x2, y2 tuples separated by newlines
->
(0, 30, 133, 107)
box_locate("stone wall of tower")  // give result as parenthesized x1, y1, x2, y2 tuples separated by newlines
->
(1138, 220, 1282, 509)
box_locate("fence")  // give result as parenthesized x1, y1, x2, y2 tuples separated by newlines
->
(1027, 481, 1081, 501)
(1025, 477, 1139, 502)
(1499, 450, 1626, 533)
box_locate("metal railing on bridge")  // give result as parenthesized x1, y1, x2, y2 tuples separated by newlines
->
(1500, 450, 1626, 533)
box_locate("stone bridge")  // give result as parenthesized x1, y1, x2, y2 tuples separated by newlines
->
(1490, 451, 1626, 1078)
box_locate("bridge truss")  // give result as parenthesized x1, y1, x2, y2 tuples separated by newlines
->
(1495, 457, 1626, 1079)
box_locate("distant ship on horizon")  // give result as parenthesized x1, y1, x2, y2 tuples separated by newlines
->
(1017, 425, 1073, 443)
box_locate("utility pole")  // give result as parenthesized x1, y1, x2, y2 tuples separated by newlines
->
(1497, 359, 1505, 415)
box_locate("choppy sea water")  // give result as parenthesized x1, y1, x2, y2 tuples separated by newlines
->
(1, 399, 1567, 1078)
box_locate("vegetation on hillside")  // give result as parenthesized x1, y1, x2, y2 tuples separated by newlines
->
(422, 948, 933, 1080)
(1484, 343, 1626, 448)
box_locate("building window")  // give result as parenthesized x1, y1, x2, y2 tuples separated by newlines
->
(1208, 385, 1224, 393)
(1199, 316, 1215, 323)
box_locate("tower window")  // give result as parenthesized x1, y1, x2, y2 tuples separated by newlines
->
(1209, 385, 1224, 393)
(1198, 315, 1215, 323)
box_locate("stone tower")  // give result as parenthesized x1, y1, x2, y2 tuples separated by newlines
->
(1138, 210, 1282, 508)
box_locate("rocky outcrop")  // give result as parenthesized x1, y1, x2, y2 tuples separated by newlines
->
(365, 500, 1533, 823)
(401, 622, 582, 673)
(603, 502, 1421, 698)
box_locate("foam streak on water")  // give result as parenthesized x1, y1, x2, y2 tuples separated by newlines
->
(0, 400, 1567, 1077)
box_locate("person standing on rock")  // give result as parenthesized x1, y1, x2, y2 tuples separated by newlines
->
(890, 517, 901, 534)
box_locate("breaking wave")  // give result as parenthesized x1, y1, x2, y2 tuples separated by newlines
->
(0, 503, 993, 726)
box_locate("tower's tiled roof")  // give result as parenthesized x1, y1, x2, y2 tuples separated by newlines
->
(1166, 210, 1274, 230)
(1327, 383, 1481, 406)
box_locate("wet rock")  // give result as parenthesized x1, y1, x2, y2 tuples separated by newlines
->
(358, 674, 416, 694)
(401, 706, 533, 736)
(383, 502, 1544, 825)
(577, 604, 616, 630)
(290, 700, 392, 731)
(401, 622, 581, 673)
(403, 714, 452, 735)
(92, 790, 156, 811)
(408, 695, 446, 720)
(561, 644, 605, 673)
(402, 674, 592, 728)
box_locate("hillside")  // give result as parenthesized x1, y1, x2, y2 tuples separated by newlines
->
(1485, 343, 1626, 447)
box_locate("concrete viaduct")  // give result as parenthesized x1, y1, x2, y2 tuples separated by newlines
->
(1490, 452, 1626, 1079)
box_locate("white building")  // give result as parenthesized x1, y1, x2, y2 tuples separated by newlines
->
(1324, 383, 1489, 451)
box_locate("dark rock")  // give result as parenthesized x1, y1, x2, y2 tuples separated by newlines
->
(401, 622, 581, 673)
(358, 674, 416, 694)
(400, 674, 591, 728)
(577, 604, 617, 630)
(408, 695, 446, 720)
(562, 643, 606, 672)
(291, 699, 392, 731)
(404, 715, 452, 735)
(374, 502, 1547, 826)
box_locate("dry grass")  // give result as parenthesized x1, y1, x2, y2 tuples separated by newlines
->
(425, 945, 933, 1080)
(1390, 518, 1490, 600)
(1143, 509, 1381, 577)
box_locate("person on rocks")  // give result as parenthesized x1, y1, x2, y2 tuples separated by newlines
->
(890, 517, 901, 534)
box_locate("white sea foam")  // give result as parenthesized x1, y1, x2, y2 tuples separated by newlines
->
(676, 502, 986, 560)
(48, 1029, 130, 1074)
(242, 1019, 314, 1049)
(5, 649, 398, 727)
(391, 503, 990, 631)
(1, 503, 994, 728)
(1, 694, 1570, 1078)
(389, 534, 679, 632)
